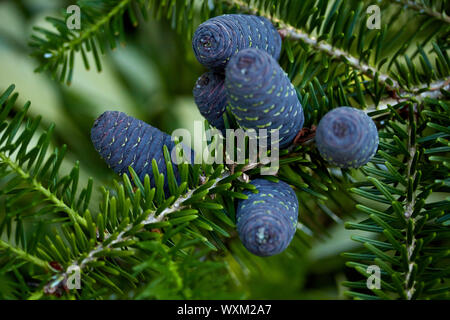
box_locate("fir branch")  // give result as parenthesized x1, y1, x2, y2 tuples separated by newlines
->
(0, 84, 243, 298)
(59, 0, 131, 55)
(47, 170, 232, 291)
(30, 0, 200, 84)
(367, 78, 450, 117)
(2, 0, 447, 300)
(277, 27, 399, 92)
(0, 239, 49, 270)
(403, 111, 418, 299)
(31, 0, 133, 76)
(344, 98, 449, 300)
(0, 152, 87, 228)
(143, 171, 231, 225)
(394, 0, 450, 24)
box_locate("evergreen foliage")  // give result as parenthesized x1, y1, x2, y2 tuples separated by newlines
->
(236, 178, 299, 257)
(0, 0, 448, 299)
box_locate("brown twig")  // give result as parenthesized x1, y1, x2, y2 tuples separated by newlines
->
(293, 125, 317, 145)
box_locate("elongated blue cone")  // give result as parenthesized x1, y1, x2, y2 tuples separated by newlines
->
(91, 111, 192, 193)
(193, 14, 281, 71)
(236, 179, 298, 257)
(193, 72, 227, 132)
(315, 107, 379, 168)
(225, 48, 304, 148)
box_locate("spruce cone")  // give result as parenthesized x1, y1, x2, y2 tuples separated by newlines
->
(236, 179, 299, 257)
(192, 14, 281, 71)
(315, 107, 379, 168)
(193, 72, 228, 132)
(225, 48, 304, 148)
(91, 111, 191, 193)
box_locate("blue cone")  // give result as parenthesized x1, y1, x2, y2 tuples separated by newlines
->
(91, 111, 193, 195)
(315, 107, 379, 168)
(193, 14, 281, 71)
(236, 178, 299, 257)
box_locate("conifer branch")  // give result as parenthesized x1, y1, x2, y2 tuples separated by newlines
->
(403, 110, 418, 299)
(143, 171, 231, 224)
(367, 78, 450, 117)
(48, 170, 232, 290)
(0, 152, 87, 228)
(277, 28, 400, 92)
(0, 239, 49, 270)
(1, 0, 446, 300)
(39, 0, 131, 64)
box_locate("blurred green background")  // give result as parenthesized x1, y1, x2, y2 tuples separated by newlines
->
(0, 0, 401, 299)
